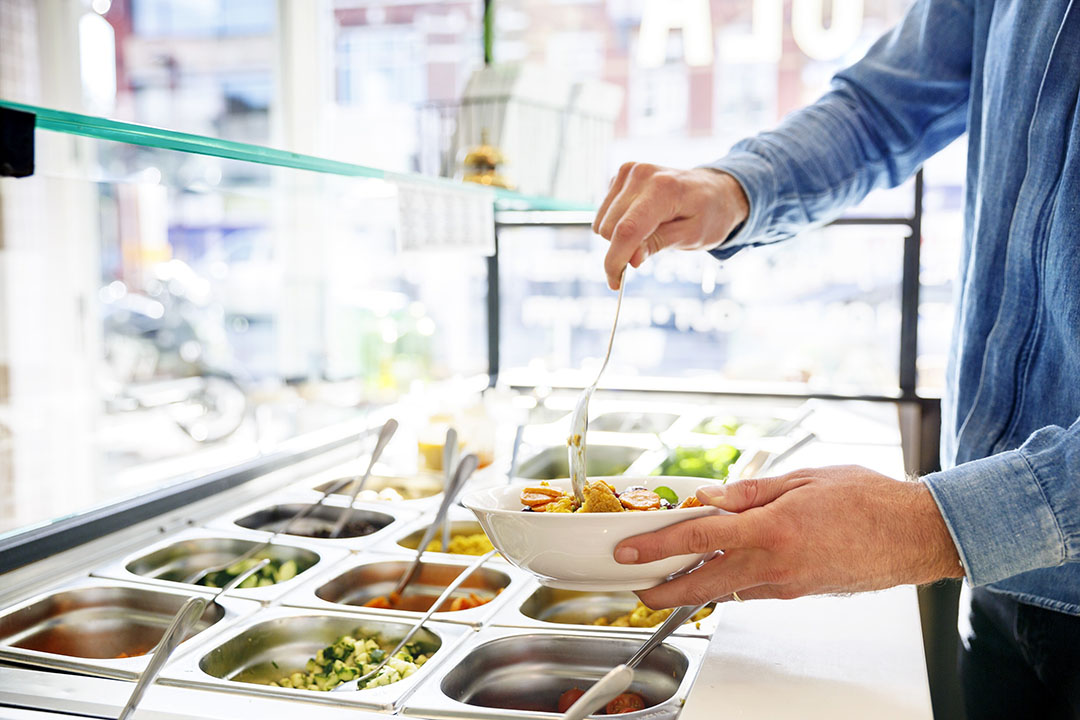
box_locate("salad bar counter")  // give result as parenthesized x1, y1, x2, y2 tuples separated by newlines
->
(0, 395, 933, 719)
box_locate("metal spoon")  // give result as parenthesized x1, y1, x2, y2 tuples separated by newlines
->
(439, 427, 459, 554)
(569, 266, 627, 507)
(331, 549, 498, 693)
(561, 603, 706, 720)
(330, 418, 399, 538)
(505, 424, 525, 484)
(118, 559, 269, 720)
(391, 453, 480, 597)
(181, 420, 398, 585)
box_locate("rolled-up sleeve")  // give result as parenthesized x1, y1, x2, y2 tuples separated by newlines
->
(922, 421, 1080, 586)
(707, 0, 974, 259)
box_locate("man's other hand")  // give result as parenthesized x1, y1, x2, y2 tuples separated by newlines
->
(592, 163, 749, 290)
(613, 465, 965, 609)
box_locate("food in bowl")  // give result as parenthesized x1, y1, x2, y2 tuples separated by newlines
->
(463, 476, 722, 591)
(266, 632, 429, 691)
(591, 601, 712, 628)
(520, 480, 702, 513)
(653, 445, 740, 480)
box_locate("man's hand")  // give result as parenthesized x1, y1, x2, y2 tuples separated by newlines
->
(592, 163, 750, 290)
(614, 465, 964, 609)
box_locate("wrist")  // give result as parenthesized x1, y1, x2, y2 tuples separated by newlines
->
(909, 481, 965, 583)
(703, 169, 750, 243)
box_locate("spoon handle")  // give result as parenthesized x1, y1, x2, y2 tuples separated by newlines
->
(561, 664, 634, 720)
(592, 266, 626, 388)
(118, 559, 269, 720)
(330, 418, 399, 538)
(392, 453, 479, 597)
(624, 603, 707, 669)
(440, 428, 458, 551)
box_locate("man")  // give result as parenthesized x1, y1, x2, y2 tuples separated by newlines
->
(593, 1, 1080, 717)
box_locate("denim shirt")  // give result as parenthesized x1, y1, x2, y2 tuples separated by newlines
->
(708, 0, 1080, 615)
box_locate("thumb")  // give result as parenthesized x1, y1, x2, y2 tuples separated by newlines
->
(697, 476, 787, 512)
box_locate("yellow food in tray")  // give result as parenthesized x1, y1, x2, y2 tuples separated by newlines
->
(593, 601, 713, 628)
(424, 532, 495, 556)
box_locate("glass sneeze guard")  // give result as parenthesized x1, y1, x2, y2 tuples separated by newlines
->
(1, 97, 578, 546)
(0, 99, 595, 213)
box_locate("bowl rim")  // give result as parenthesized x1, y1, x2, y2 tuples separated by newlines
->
(462, 475, 721, 519)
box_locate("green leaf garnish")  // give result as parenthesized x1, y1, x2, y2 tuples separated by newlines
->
(654, 486, 678, 504)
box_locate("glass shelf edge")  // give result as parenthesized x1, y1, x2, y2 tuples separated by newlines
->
(0, 99, 595, 213)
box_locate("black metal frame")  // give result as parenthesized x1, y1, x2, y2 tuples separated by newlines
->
(488, 169, 927, 402)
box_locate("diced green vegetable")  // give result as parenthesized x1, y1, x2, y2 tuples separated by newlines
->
(268, 630, 431, 692)
(276, 559, 298, 582)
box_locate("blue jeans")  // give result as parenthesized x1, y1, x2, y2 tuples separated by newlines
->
(960, 588, 1080, 719)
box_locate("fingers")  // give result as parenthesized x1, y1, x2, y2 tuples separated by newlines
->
(634, 550, 764, 609)
(613, 513, 757, 565)
(605, 187, 681, 287)
(592, 163, 635, 235)
(697, 474, 806, 513)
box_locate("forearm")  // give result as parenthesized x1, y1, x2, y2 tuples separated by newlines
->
(708, 0, 974, 257)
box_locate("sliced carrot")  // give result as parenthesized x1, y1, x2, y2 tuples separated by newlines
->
(521, 486, 563, 507)
(679, 495, 703, 508)
(620, 488, 662, 511)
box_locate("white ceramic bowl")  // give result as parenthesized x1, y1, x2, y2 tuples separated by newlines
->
(462, 476, 721, 591)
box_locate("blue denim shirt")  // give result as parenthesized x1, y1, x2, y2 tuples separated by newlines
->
(708, 0, 1080, 615)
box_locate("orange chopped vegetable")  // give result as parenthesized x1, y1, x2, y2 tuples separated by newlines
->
(679, 495, 703, 508)
(521, 486, 564, 507)
(363, 591, 401, 609)
(448, 593, 494, 612)
(619, 489, 661, 511)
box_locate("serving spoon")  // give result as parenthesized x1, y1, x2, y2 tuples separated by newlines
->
(390, 452, 480, 598)
(439, 427, 459, 554)
(329, 417, 399, 538)
(561, 602, 706, 720)
(568, 266, 627, 507)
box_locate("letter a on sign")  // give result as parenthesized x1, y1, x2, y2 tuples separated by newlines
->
(638, 0, 714, 68)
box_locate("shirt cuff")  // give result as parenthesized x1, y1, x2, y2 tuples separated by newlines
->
(702, 149, 779, 260)
(922, 450, 1065, 587)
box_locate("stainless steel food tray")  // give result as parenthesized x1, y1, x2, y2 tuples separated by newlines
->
(490, 581, 719, 638)
(160, 606, 469, 711)
(0, 576, 257, 680)
(202, 492, 408, 551)
(280, 550, 531, 628)
(402, 626, 708, 720)
(90, 526, 351, 604)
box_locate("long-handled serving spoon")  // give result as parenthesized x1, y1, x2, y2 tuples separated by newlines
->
(568, 267, 627, 507)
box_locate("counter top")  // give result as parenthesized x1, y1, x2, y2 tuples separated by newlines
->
(684, 586, 933, 720)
